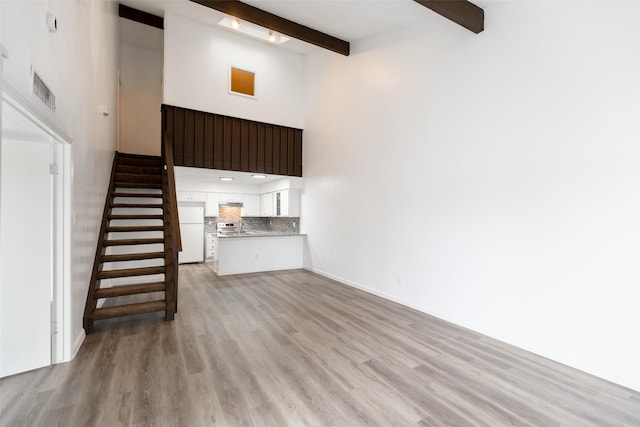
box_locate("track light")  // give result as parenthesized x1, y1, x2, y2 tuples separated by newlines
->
(219, 17, 290, 45)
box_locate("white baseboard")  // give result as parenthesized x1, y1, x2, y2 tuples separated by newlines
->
(303, 265, 432, 317)
(304, 265, 519, 346)
(71, 329, 85, 361)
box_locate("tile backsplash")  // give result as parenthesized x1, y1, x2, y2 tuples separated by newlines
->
(245, 217, 299, 233)
(217, 206, 242, 223)
(204, 216, 299, 234)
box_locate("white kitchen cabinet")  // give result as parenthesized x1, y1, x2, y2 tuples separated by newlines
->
(260, 190, 300, 217)
(242, 194, 261, 217)
(277, 190, 289, 216)
(205, 193, 219, 216)
(261, 193, 274, 216)
(177, 191, 206, 203)
(205, 232, 216, 261)
(219, 193, 243, 203)
(191, 191, 207, 202)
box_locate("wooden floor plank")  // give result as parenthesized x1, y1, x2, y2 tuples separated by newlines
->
(1, 264, 638, 426)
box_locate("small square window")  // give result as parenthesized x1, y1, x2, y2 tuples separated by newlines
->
(229, 67, 255, 98)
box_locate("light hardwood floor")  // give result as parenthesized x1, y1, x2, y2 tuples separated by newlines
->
(1, 264, 639, 426)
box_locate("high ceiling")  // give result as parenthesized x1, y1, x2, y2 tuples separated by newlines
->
(119, 0, 491, 54)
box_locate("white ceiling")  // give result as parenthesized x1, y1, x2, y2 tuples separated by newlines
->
(119, 0, 494, 54)
(175, 166, 288, 185)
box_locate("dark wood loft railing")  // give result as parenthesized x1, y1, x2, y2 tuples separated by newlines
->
(162, 104, 303, 177)
(162, 132, 181, 316)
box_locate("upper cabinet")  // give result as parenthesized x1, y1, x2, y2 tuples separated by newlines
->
(178, 190, 298, 217)
(260, 189, 300, 217)
(177, 191, 207, 203)
(205, 193, 218, 216)
(243, 194, 261, 217)
(218, 193, 243, 203)
(215, 193, 259, 216)
(260, 193, 274, 217)
(276, 190, 288, 217)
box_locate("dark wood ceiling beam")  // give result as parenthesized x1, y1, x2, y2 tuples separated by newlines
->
(119, 4, 164, 30)
(189, 0, 350, 56)
(414, 0, 484, 34)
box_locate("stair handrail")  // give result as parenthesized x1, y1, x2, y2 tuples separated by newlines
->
(162, 131, 180, 318)
(162, 131, 181, 252)
(83, 151, 120, 332)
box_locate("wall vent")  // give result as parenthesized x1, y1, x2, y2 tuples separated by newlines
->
(31, 68, 56, 112)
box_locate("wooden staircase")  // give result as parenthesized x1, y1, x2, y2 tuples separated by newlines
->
(83, 151, 180, 332)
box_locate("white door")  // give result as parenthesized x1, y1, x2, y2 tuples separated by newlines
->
(0, 100, 53, 377)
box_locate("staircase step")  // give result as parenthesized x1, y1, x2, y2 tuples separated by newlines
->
(113, 192, 163, 198)
(98, 266, 165, 279)
(116, 165, 163, 175)
(101, 251, 165, 262)
(111, 203, 163, 209)
(91, 300, 167, 321)
(109, 214, 163, 220)
(94, 282, 166, 299)
(115, 173, 162, 184)
(106, 225, 164, 233)
(103, 238, 164, 247)
(117, 154, 163, 167)
(114, 182, 162, 189)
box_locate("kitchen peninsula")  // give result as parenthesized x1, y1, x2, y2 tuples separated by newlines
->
(213, 232, 305, 276)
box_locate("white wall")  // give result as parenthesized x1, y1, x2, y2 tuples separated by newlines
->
(163, 12, 304, 128)
(302, 1, 640, 391)
(1, 0, 119, 360)
(119, 42, 162, 156)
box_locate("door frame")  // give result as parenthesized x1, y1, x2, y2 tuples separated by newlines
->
(1, 83, 72, 365)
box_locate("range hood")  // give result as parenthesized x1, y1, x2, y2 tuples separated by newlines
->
(219, 202, 243, 208)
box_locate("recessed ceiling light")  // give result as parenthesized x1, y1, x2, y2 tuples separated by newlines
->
(251, 174, 267, 179)
(219, 177, 234, 181)
(219, 16, 289, 45)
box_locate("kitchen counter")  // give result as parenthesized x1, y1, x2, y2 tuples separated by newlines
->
(217, 231, 306, 238)
(213, 233, 305, 276)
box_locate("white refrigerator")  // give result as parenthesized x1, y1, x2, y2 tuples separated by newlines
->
(178, 206, 204, 264)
